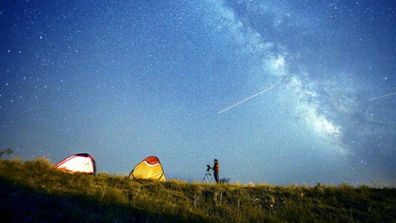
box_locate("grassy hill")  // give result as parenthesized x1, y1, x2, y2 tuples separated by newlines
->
(0, 159, 395, 222)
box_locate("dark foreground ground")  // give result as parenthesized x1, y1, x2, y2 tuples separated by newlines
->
(0, 159, 395, 222)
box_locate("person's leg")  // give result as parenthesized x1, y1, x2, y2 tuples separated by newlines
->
(214, 172, 219, 183)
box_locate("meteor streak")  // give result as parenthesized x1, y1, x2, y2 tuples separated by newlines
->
(370, 91, 396, 101)
(218, 84, 276, 114)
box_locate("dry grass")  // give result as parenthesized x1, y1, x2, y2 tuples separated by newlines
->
(0, 158, 395, 222)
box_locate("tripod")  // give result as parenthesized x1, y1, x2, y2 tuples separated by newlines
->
(202, 169, 213, 182)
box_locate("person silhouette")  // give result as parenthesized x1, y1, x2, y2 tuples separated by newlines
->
(213, 159, 220, 183)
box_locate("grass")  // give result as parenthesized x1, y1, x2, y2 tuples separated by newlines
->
(0, 158, 395, 222)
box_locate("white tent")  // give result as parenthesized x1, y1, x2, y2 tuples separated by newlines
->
(55, 153, 96, 174)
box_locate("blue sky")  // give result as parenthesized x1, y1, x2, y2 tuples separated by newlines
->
(1, 0, 395, 185)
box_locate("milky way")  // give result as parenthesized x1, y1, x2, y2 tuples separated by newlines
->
(0, 1, 395, 185)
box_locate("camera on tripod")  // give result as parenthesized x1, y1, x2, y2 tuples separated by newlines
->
(202, 164, 212, 182)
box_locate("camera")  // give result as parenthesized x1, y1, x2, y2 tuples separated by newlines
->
(206, 164, 211, 171)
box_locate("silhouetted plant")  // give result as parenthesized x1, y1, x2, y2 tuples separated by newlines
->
(0, 148, 13, 158)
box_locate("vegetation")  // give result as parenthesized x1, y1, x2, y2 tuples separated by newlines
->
(0, 158, 395, 222)
(0, 148, 13, 158)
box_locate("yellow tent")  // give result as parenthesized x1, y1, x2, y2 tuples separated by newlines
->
(129, 156, 166, 182)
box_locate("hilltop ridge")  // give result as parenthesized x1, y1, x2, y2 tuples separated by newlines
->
(0, 159, 395, 222)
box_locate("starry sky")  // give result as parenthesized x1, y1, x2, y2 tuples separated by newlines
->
(1, 0, 396, 185)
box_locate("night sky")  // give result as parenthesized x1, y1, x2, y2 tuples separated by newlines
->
(1, 0, 396, 185)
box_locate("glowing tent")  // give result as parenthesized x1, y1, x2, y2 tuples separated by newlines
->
(129, 156, 166, 182)
(55, 153, 96, 174)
